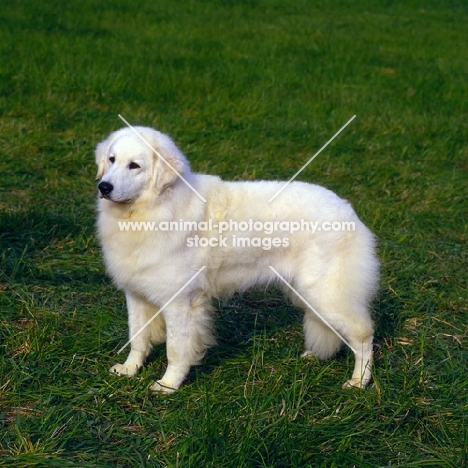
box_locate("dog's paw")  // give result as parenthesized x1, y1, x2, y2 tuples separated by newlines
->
(301, 350, 316, 359)
(109, 363, 139, 377)
(342, 378, 369, 389)
(150, 380, 177, 394)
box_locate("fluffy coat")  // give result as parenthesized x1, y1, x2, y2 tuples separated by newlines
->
(96, 126, 379, 393)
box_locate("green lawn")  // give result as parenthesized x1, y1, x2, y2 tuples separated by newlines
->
(1, 0, 467, 466)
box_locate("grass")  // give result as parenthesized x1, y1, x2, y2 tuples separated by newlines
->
(0, 0, 467, 466)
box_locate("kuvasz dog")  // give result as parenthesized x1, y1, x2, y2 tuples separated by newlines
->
(95, 126, 379, 393)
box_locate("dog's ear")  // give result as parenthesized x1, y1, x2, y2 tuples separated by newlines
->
(95, 130, 124, 179)
(146, 129, 190, 193)
(95, 139, 109, 180)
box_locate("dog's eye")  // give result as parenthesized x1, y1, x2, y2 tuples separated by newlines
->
(129, 162, 140, 170)
(109, 156, 115, 164)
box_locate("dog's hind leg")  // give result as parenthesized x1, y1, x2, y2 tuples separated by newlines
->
(290, 259, 376, 389)
(301, 311, 343, 360)
(298, 291, 374, 388)
(110, 291, 166, 377)
(294, 226, 378, 388)
(342, 332, 373, 389)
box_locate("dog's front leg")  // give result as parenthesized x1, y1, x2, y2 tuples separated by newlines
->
(110, 291, 156, 377)
(150, 305, 192, 393)
(151, 297, 213, 393)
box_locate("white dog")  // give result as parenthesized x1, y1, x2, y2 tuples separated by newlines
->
(95, 126, 379, 393)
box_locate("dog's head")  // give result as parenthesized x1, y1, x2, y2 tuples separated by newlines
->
(95, 126, 189, 203)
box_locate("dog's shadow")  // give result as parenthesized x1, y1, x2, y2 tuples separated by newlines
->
(372, 286, 401, 363)
(145, 285, 397, 387)
(215, 288, 303, 349)
(144, 287, 304, 384)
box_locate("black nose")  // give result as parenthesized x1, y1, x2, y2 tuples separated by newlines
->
(98, 181, 114, 195)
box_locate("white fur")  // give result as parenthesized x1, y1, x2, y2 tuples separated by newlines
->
(96, 126, 379, 393)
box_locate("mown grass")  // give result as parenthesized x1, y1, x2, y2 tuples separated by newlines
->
(0, 0, 467, 466)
